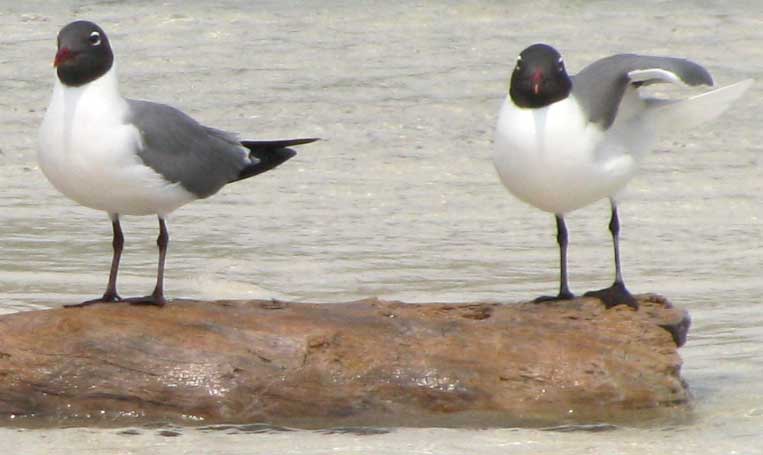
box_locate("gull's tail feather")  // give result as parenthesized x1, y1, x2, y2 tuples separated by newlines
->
(648, 79, 754, 133)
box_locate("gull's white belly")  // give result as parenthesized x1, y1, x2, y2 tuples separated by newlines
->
(38, 75, 195, 217)
(492, 97, 639, 214)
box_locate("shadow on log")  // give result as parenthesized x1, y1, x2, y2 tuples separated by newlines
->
(0, 294, 691, 428)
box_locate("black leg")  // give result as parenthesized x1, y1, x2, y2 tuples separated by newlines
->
(153, 217, 168, 303)
(535, 214, 575, 302)
(66, 215, 124, 308)
(609, 199, 624, 285)
(584, 200, 638, 310)
(123, 217, 168, 307)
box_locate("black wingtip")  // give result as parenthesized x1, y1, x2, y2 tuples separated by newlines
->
(234, 138, 318, 182)
(285, 137, 320, 146)
(242, 138, 320, 149)
(681, 60, 713, 87)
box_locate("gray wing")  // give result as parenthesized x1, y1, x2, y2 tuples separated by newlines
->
(571, 54, 713, 129)
(126, 99, 250, 198)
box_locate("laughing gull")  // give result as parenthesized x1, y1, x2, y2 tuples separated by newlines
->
(38, 20, 318, 307)
(493, 43, 752, 309)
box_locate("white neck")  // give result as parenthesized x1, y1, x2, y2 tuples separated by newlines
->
(42, 59, 128, 159)
(52, 60, 125, 118)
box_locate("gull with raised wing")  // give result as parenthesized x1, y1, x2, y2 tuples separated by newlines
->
(493, 43, 752, 309)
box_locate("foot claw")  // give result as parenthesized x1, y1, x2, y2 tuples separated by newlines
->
(121, 294, 167, 307)
(584, 282, 638, 310)
(534, 291, 575, 303)
(65, 293, 122, 308)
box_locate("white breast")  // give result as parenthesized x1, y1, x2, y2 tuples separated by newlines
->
(492, 96, 641, 214)
(38, 66, 195, 217)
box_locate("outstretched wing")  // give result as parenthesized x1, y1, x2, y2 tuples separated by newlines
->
(126, 99, 250, 198)
(571, 54, 713, 129)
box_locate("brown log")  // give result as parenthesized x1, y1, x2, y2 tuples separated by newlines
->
(0, 294, 690, 428)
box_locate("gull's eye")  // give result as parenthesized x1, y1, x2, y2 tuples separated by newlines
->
(89, 31, 101, 46)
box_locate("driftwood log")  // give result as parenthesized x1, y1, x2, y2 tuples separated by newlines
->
(0, 295, 690, 428)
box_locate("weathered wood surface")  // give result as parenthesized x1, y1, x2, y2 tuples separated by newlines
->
(0, 294, 690, 428)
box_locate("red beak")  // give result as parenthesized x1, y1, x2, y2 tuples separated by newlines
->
(531, 69, 543, 95)
(54, 47, 76, 67)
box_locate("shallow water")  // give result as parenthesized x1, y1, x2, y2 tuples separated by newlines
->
(1, 0, 762, 453)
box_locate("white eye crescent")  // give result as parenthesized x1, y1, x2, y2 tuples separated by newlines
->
(89, 31, 102, 46)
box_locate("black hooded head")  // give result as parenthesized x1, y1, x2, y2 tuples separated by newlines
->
(509, 43, 572, 109)
(54, 20, 114, 87)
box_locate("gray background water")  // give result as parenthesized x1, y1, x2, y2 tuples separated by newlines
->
(1, 0, 761, 453)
